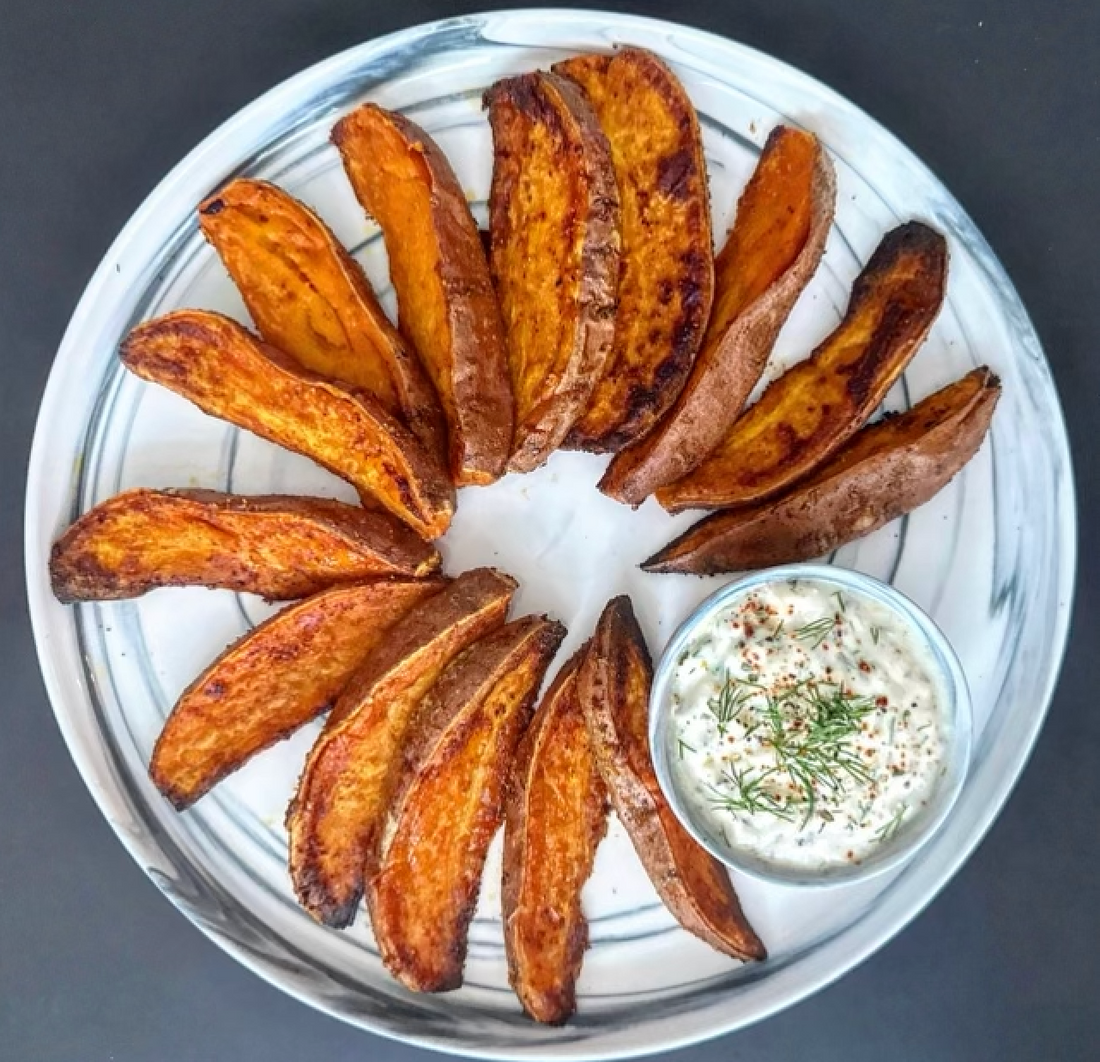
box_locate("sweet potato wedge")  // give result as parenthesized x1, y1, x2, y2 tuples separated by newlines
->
(602, 126, 836, 503)
(368, 616, 566, 992)
(120, 311, 455, 539)
(554, 48, 714, 453)
(198, 178, 446, 462)
(286, 567, 517, 927)
(149, 577, 446, 809)
(332, 105, 513, 486)
(577, 596, 765, 961)
(657, 221, 948, 513)
(485, 71, 621, 472)
(644, 367, 1000, 574)
(503, 651, 608, 1025)
(49, 488, 440, 603)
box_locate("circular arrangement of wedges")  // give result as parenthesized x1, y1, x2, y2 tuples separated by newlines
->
(48, 48, 999, 1025)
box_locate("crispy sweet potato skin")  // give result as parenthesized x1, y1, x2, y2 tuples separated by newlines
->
(503, 651, 608, 1025)
(657, 222, 948, 513)
(286, 568, 517, 927)
(332, 106, 513, 486)
(602, 127, 836, 504)
(120, 311, 454, 539)
(149, 577, 445, 809)
(645, 368, 1000, 574)
(578, 597, 765, 961)
(554, 49, 713, 453)
(485, 72, 621, 472)
(199, 179, 446, 463)
(49, 488, 440, 603)
(368, 617, 565, 992)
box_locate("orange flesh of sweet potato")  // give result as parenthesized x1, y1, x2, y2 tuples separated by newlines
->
(149, 577, 446, 808)
(332, 106, 513, 486)
(714, 129, 819, 327)
(554, 48, 713, 453)
(286, 568, 517, 927)
(578, 596, 766, 961)
(368, 617, 566, 992)
(120, 311, 454, 539)
(485, 71, 621, 472)
(600, 127, 836, 504)
(49, 488, 440, 603)
(503, 651, 608, 1024)
(657, 221, 948, 513)
(644, 367, 1000, 574)
(198, 179, 446, 462)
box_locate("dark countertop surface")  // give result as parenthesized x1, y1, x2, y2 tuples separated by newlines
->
(2, 1, 1097, 1059)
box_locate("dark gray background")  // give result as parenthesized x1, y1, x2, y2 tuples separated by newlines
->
(2, 1, 1097, 1060)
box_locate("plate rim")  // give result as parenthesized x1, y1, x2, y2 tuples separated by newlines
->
(23, 8, 1079, 1059)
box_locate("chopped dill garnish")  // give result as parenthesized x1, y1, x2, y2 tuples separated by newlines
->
(707, 766, 795, 821)
(706, 672, 765, 735)
(871, 625, 881, 645)
(676, 737, 696, 760)
(703, 679, 878, 828)
(706, 671, 738, 734)
(833, 590, 847, 613)
(795, 616, 836, 649)
(853, 797, 875, 827)
(874, 804, 908, 843)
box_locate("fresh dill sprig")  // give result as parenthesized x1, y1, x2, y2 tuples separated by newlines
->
(677, 737, 696, 760)
(853, 797, 875, 828)
(795, 616, 835, 649)
(707, 766, 795, 821)
(874, 804, 908, 843)
(706, 672, 764, 735)
(707, 680, 878, 828)
(706, 671, 738, 734)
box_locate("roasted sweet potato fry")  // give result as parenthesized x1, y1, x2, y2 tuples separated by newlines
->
(553, 48, 713, 453)
(503, 651, 608, 1025)
(286, 568, 517, 927)
(120, 311, 454, 539)
(578, 596, 765, 961)
(198, 178, 446, 462)
(49, 488, 440, 603)
(368, 617, 566, 992)
(657, 222, 948, 513)
(645, 368, 1000, 574)
(149, 577, 446, 809)
(602, 126, 836, 503)
(332, 105, 513, 486)
(485, 72, 621, 472)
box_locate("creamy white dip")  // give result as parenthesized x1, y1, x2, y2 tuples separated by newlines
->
(668, 578, 948, 872)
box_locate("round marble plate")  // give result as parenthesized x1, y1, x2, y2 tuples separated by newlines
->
(25, 10, 1076, 1059)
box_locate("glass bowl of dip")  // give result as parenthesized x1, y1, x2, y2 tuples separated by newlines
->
(650, 564, 973, 887)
